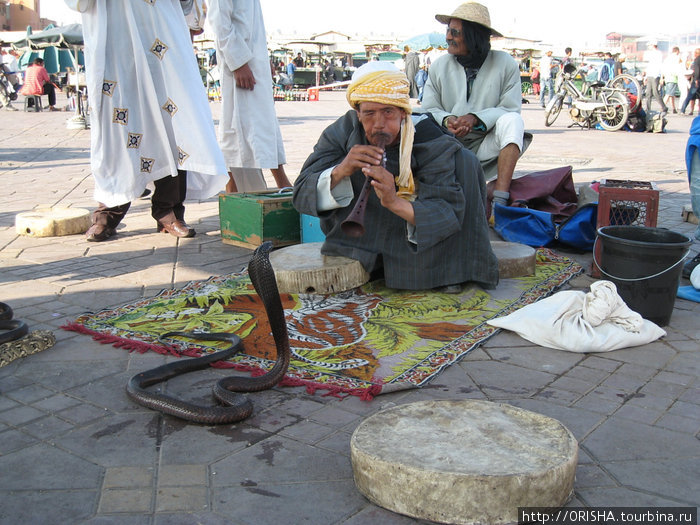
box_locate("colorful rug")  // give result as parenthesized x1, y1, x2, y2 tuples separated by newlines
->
(63, 249, 582, 400)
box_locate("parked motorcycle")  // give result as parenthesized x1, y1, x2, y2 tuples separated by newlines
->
(544, 64, 640, 132)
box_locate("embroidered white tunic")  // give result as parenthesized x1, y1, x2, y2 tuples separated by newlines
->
(66, 0, 227, 207)
(208, 0, 286, 172)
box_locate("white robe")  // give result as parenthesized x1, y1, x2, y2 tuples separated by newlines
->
(208, 0, 286, 186)
(67, 0, 228, 207)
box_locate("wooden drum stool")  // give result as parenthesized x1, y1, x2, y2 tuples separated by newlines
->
(351, 400, 578, 525)
(15, 207, 91, 237)
(269, 242, 369, 294)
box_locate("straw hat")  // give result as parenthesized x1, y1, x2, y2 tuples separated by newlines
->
(435, 2, 503, 38)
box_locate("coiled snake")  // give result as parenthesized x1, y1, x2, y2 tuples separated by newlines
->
(126, 242, 291, 424)
(0, 302, 29, 344)
(0, 302, 55, 368)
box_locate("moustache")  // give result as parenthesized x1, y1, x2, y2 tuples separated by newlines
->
(370, 132, 392, 147)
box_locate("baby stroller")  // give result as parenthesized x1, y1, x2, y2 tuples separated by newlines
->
(0, 63, 20, 107)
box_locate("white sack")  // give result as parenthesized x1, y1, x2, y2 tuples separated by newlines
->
(487, 281, 666, 352)
(691, 263, 700, 290)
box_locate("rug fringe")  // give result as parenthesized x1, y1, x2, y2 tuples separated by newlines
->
(61, 323, 181, 356)
(215, 360, 382, 401)
(63, 322, 382, 401)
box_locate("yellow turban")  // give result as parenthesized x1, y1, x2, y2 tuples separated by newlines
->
(346, 63, 416, 201)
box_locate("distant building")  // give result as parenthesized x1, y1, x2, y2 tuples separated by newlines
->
(2, 0, 55, 32)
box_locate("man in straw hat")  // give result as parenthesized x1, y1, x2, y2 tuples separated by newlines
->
(422, 1, 531, 210)
(293, 62, 498, 292)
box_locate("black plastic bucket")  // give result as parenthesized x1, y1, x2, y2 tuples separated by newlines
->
(595, 226, 692, 326)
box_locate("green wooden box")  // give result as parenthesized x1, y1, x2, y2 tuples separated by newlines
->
(219, 190, 300, 249)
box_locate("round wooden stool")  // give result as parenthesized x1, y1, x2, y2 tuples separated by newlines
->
(268, 242, 369, 294)
(351, 399, 578, 525)
(15, 207, 91, 237)
(491, 240, 536, 278)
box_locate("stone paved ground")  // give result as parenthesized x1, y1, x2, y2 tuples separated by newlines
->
(0, 90, 699, 524)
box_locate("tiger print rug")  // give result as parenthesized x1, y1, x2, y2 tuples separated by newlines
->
(63, 249, 582, 400)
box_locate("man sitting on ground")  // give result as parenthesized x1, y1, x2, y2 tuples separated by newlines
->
(292, 62, 498, 292)
(20, 58, 59, 111)
(421, 1, 528, 209)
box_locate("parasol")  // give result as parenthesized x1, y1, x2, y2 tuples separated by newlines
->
(400, 32, 448, 52)
(12, 24, 87, 129)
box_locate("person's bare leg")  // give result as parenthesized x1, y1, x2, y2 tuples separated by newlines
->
(494, 143, 520, 192)
(271, 164, 292, 189)
(226, 171, 238, 193)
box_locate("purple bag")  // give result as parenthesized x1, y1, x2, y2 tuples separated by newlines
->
(488, 166, 578, 222)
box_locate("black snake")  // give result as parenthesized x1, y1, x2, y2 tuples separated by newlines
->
(0, 302, 29, 344)
(126, 241, 291, 425)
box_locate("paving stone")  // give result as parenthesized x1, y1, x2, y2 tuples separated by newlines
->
(155, 486, 209, 513)
(99, 488, 152, 514)
(56, 402, 110, 425)
(0, 442, 102, 490)
(506, 399, 604, 441)
(4, 383, 57, 404)
(640, 379, 689, 398)
(623, 392, 675, 411)
(84, 515, 153, 525)
(159, 421, 270, 465)
(211, 436, 353, 485)
(483, 345, 583, 375)
(315, 430, 353, 457)
(309, 405, 363, 427)
(615, 362, 659, 381)
(158, 464, 207, 487)
(602, 343, 677, 368)
(679, 387, 700, 405)
(549, 375, 596, 395)
(533, 387, 582, 405)
(22, 415, 75, 439)
(341, 505, 427, 524)
(53, 413, 159, 468)
(0, 489, 98, 524)
(279, 419, 335, 444)
(604, 458, 700, 505)
(103, 466, 155, 488)
(0, 395, 21, 412)
(600, 372, 649, 393)
(0, 404, 46, 426)
(613, 404, 663, 425)
(153, 513, 240, 525)
(664, 352, 700, 377)
(574, 391, 625, 414)
(13, 360, 126, 392)
(581, 355, 622, 372)
(583, 418, 700, 461)
(564, 365, 612, 384)
(244, 406, 304, 433)
(463, 360, 555, 398)
(0, 428, 39, 454)
(654, 413, 700, 434)
(213, 480, 365, 525)
(654, 370, 698, 386)
(574, 463, 618, 489)
(577, 486, 694, 507)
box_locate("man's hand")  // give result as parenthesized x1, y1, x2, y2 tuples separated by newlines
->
(445, 114, 479, 137)
(233, 63, 256, 90)
(362, 164, 415, 225)
(330, 144, 384, 188)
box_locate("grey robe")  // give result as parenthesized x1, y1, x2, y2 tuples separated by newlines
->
(292, 111, 498, 290)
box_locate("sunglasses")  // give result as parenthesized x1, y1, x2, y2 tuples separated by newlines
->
(447, 27, 462, 38)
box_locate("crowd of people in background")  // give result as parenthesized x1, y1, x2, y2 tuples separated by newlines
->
(526, 44, 699, 117)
